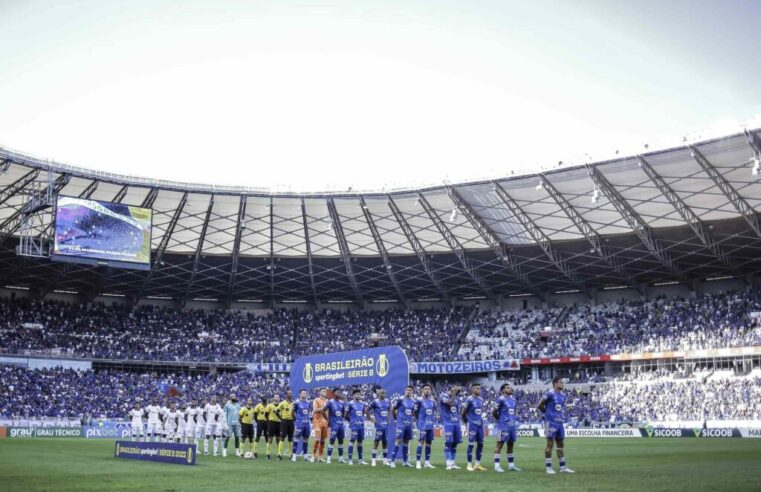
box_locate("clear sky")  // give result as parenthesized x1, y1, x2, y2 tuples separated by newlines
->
(1, 0, 760, 192)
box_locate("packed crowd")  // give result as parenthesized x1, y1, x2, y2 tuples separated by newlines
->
(2, 290, 761, 366)
(4, 365, 759, 423)
(0, 300, 470, 362)
(592, 372, 761, 422)
(459, 290, 761, 360)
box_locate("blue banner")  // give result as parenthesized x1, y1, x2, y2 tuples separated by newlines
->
(289, 346, 409, 395)
(410, 359, 520, 374)
(114, 440, 197, 465)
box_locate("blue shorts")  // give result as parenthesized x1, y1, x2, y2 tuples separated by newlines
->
(418, 428, 434, 443)
(545, 421, 565, 441)
(395, 424, 414, 441)
(294, 422, 311, 441)
(330, 425, 345, 442)
(467, 424, 484, 444)
(444, 423, 462, 445)
(350, 427, 365, 442)
(498, 426, 517, 443)
(374, 427, 388, 445)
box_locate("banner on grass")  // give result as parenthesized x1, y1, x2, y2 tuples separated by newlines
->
(410, 359, 520, 374)
(289, 346, 409, 395)
(114, 440, 196, 465)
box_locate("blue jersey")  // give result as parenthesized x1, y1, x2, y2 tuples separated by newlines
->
(367, 398, 390, 428)
(346, 400, 366, 429)
(495, 395, 518, 427)
(543, 390, 566, 424)
(439, 392, 461, 424)
(326, 399, 346, 427)
(415, 397, 436, 431)
(463, 396, 484, 427)
(294, 399, 311, 424)
(394, 397, 416, 426)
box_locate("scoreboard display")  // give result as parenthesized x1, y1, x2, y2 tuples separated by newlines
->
(51, 196, 152, 270)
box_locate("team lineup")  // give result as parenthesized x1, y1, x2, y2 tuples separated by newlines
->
(127, 378, 575, 474)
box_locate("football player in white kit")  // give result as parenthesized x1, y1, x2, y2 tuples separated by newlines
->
(160, 399, 171, 442)
(145, 397, 162, 442)
(128, 402, 145, 441)
(196, 398, 208, 451)
(164, 402, 179, 442)
(183, 400, 195, 444)
(176, 403, 187, 443)
(204, 395, 223, 456)
(218, 394, 231, 457)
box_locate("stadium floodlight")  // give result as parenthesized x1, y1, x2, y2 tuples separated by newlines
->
(752, 157, 761, 176)
(535, 180, 544, 191)
(449, 208, 458, 222)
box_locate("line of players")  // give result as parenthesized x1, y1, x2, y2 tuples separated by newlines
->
(127, 377, 574, 474)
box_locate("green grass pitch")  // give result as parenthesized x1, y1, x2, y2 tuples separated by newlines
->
(1, 438, 760, 492)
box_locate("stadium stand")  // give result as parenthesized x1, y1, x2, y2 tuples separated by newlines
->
(2, 290, 759, 363)
(0, 301, 472, 362)
(458, 290, 761, 360)
(3, 365, 760, 424)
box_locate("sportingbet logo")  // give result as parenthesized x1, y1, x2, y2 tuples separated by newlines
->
(376, 354, 389, 378)
(303, 363, 313, 384)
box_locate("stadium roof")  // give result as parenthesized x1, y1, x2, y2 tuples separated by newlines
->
(2, 129, 761, 305)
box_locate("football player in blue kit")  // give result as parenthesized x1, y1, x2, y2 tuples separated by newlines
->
(291, 389, 312, 462)
(345, 389, 368, 465)
(461, 383, 487, 472)
(440, 384, 463, 470)
(389, 385, 416, 468)
(414, 383, 436, 469)
(323, 388, 347, 464)
(537, 377, 575, 474)
(492, 383, 521, 472)
(366, 388, 390, 467)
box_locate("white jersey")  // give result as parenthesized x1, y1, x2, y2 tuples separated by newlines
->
(129, 409, 144, 427)
(146, 405, 161, 424)
(185, 406, 197, 426)
(196, 406, 206, 427)
(205, 403, 223, 424)
(165, 410, 179, 431)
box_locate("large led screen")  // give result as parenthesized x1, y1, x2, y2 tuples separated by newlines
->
(52, 196, 152, 269)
